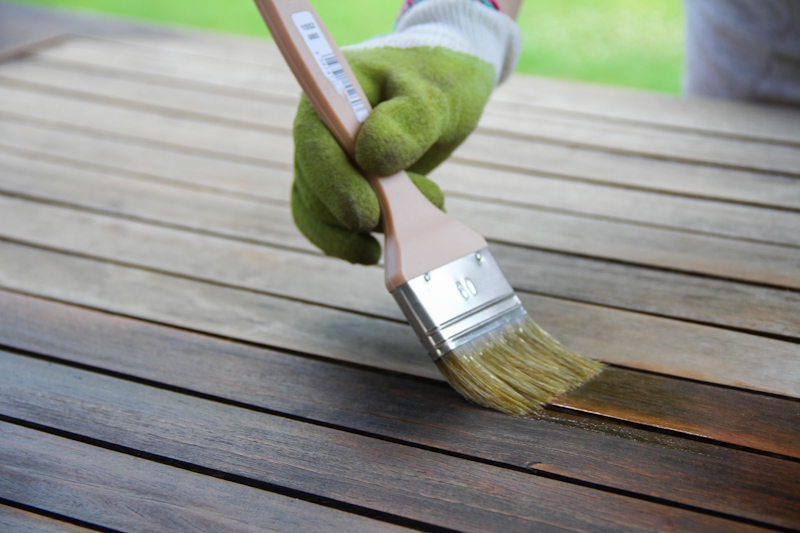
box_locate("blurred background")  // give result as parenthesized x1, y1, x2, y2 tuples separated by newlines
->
(5, 0, 685, 92)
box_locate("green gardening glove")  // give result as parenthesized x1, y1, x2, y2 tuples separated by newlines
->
(292, 0, 522, 264)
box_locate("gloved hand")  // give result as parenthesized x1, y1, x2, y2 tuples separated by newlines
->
(292, 0, 521, 264)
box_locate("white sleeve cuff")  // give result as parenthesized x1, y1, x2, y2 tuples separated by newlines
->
(346, 0, 522, 85)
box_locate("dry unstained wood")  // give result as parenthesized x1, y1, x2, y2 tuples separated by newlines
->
(45, 35, 800, 145)
(18, 38, 800, 173)
(4, 117, 800, 249)
(0, 57, 297, 130)
(0, 353, 777, 532)
(4, 192, 800, 342)
(0, 422, 409, 533)
(475, 106, 800, 175)
(1, 293, 799, 528)
(2, 141, 799, 290)
(2, 65, 800, 212)
(489, 242, 800, 339)
(495, 76, 800, 145)
(0, 118, 287, 200)
(434, 162, 800, 247)
(0, 150, 313, 254)
(0, 83, 294, 163)
(5, 56, 800, 178)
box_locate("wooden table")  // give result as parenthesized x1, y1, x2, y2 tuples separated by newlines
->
(1, 29, 799, 532)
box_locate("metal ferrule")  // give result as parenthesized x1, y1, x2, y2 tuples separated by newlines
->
(392, 248, 526, 361)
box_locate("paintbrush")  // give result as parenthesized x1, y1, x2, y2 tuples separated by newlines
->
(254, 0, 603, 414)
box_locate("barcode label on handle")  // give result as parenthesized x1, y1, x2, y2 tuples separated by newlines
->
(291, 11, 369, 122)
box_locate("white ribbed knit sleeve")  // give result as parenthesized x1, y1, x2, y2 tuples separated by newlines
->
(346, 0, 522, 85)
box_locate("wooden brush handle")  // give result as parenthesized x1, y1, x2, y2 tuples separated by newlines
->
(254, 0, 487, 291)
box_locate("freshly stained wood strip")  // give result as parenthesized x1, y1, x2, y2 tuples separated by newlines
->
(2, 72, 800, 213)
(0, 423, 411, 533)
(554, 367, 800, 455)
(0, 506, 94, 533)
(4, 54, 800, 179)
(0, 354, 776, 532)
(4, 118, 800, 249)
(2, 142, 799, 290)
(2, 290, 799, 530)
(0, 232, 797, 397)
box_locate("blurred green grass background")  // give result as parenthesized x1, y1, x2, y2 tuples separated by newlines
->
(11, 0, 685, 92)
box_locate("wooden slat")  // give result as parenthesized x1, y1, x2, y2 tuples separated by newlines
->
(5, 191, 797, 342)
(0, 118, 286, 200)
(42, 35, 800, 145)
(0, 352, 778, 532)
(0, 150, 312, 253)
(0, 506, 94, 533)
(2, 133, 798, 337)
(496, 76, 800, 145)
(4, 117, 800, 249)
(0, 423, 410, 533)
(435, 162, 800, 247)
(2, 132, 799, 290)
(0, 216, 797, 398)
(2, 63, 800, 212)
(7, 56, 800, 177)
(2, 185, 798, 346)
(2, 295, 799, 528)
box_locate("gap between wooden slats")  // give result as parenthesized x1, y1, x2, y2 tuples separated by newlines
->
(3, 356, 774, 533)
(0, 139, 800, 294)
(1, 292, 799, 529)
(31, 35, 800, 146)
(1, 49, 800, 210)
(2, 117, 799, 248)
(0, 230, 797, 399)
(1, 53, 799, 184)
(1, 189, 798, 342)
(0, 119, 799, 290)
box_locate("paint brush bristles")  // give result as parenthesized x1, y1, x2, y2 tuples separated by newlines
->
(435, 315, 604, 415)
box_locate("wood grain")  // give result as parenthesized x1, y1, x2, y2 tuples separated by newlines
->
(1, 294, 798, 528)
(4, 117, 799, 249)
(0, 506, 94, 533)
(2, 136, 799, 290)
(41, 35, 800, 145)
(0, 353, 776, 532)
(3, 63, 800, 212)
(15, 41, 800, 176)
(4, 192, 798, 341)
(2, 280, 800, 461)
(0, 208, 798, 397)
(0, 422, 411, 533)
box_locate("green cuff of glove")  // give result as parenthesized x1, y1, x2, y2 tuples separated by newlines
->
(292, 46, 494, 264)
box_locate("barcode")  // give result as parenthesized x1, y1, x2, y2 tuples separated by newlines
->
(321, 53, 369, 121)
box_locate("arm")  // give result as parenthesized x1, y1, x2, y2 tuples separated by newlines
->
(496, 0, 522, 20)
